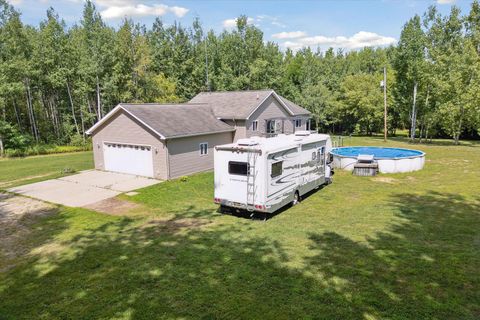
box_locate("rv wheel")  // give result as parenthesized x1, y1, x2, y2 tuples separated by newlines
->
(292, 191, 300, 206)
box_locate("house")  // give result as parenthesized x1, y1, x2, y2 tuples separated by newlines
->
(189, 90, 311, 141)
(86, 90, 311, 180)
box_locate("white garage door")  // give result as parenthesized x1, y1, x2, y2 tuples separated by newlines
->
(103, 143, 154, 177)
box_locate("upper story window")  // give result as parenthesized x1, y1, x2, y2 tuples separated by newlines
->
(252, 120, 258, 131)
(199, 142, 208, 155)
(295, 119, 302, 128)
(267, 120, 276, 134)
(306, 119, 311, 131)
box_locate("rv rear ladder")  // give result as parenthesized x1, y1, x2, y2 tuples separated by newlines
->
(246, 150, 258, 212)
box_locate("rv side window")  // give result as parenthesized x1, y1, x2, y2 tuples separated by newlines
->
(228, 161, 249, 176)
(271, 161, 283, 178)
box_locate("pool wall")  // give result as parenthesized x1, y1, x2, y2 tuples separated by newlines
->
(332, 147, 426, 174)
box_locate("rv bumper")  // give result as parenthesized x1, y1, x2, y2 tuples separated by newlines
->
(215, 199, 269, 213)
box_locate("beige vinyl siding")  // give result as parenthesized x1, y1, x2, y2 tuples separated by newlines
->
(246, 95, 307, 137)
(91, 110, 168, 180)
(222, 119, 246, 142)
(167, 132, 233, 179)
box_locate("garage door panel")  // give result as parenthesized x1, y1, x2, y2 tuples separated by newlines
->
(103, 143, 154, 177)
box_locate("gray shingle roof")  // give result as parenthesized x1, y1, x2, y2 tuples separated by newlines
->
(188, 90, 310, 119)
(120, 103, 234, 139)
(278, 95, 311, 116)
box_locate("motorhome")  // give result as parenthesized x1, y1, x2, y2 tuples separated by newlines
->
(213, 131, 333, 214)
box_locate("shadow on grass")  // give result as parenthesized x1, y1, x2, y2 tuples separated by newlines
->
(220, 184, 330, 221)
(0, 191, 479, 319)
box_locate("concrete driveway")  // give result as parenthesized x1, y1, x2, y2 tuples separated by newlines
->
(8, 170, 160, 207)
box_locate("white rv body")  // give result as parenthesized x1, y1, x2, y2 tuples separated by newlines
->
(214, 132, 333, 213)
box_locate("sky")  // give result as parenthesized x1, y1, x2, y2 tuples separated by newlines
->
(5, 0, 474, 51)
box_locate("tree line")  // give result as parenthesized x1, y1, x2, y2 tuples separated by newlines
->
(1, 0, 479, 154)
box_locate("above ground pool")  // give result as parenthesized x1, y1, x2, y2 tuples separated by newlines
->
(331, 146, 426, 173)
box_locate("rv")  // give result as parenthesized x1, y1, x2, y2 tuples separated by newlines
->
(213, 131, 333, 214)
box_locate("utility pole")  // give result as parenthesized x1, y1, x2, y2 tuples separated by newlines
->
(383, 66, 387, 142)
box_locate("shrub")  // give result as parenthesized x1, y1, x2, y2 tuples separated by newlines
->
(179, 176, 189, 182)
(61, 167, 76, 174)
(4, 143, 92, 158)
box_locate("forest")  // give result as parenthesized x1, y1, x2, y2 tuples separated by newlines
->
(1, 0, 480, 155)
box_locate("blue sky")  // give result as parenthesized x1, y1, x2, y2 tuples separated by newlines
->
(6, 0, 474, 50)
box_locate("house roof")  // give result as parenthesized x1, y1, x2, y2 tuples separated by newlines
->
(188, 90, 310, 119)
(86, 103, 235, 139)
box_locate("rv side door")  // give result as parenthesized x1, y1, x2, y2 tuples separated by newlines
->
(317, 146, 326, 175)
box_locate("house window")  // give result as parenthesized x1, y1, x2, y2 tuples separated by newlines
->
(199, 142, 208, 155)
(271, 161, 283, 178)
(229, 161, 249, 176)
(295, 119, 302, 128)
(267, 120, 276, 134)
(306, 119, 311, 131)
(252, 120, 258, 131)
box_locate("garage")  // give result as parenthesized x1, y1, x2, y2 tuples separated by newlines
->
(103, 142, 154, 177)
(86, 103, 235, 180)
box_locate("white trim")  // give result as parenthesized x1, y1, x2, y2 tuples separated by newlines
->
(245, 91, 296, 120)
(85, 104, 166, 140)
(199, 142, 208, 156)
(271, 91, 295, 116)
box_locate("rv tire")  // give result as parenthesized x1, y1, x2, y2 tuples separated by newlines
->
(292, 191, 300, 206)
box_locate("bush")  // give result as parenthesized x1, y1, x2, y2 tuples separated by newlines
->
(61, 167, 76, 174)
(4, 143, 92, 158)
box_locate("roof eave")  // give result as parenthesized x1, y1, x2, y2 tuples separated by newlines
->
(85, 104, 167, 140)
(165, 128, 236, 140)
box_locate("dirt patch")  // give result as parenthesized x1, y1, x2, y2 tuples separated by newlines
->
(83, 197, 141, 215)
(0, 192, 56, 271)
(141, 218, 210, 234)
(371, 177, 398, 184)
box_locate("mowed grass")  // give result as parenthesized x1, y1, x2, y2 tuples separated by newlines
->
(0, 151, 93, 188)
(0, 137, 479, 319)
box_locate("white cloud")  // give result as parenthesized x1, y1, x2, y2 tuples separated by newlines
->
(91, 1, 188, 19)
(222, 17, 254, 29)
(272, 31, 307, 39)
(169, 6, 189, 18)
(437, 0, 456, 4)
(256, 15, 286, 28)
(283, 31, 396, 51)
(6, 0, 23, 5)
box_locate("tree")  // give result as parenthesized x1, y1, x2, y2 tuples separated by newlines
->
(393, 15, 427, 140)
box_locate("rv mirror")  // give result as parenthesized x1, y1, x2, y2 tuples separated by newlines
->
(327, 153, 333, 164)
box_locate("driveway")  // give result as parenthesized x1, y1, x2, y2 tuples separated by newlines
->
(8, 170, 161, 207)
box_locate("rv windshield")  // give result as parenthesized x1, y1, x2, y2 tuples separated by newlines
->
(228, 161, 249, 176)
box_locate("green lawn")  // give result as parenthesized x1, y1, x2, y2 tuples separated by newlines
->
(0, 151, 93, 188)
(1, 137, 479, 319)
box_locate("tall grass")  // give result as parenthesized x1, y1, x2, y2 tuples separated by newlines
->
(3, 144, 92, 158)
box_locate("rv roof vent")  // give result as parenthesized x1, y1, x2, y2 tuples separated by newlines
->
(237, 139, 259, 146)
(294, 131, 311, 136)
